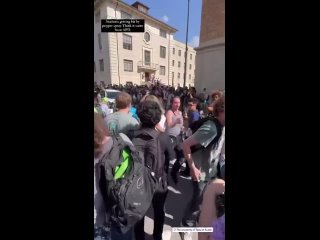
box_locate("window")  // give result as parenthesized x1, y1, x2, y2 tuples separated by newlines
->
(160, 29, 167, 38)
(172, 72, 174, 79)
(172, 60, 175, 66)
(189, 74, 191, 80)
(178, 50, 181, 56)
(190, 54, 192, 60)
(138, 5, 147, 13)
(178, 61, 181, 68)
(160, 46, 166, 58)
(124, 60, 133, 72)
(95, 11, 100, 23)
(98, 33, 102, 50)
(99, 59, 104, 72)
(178, 72, 180, 79)
(107, 91, 120, 99)
(144, 32, 150, 42)
(189, 64, 192, 70)
(173, 48, 175, 55)
(160, 66, 165, 75)
(94, 61, 96, 72)
(123, 34, 132, 50)
(144, 50, 151, 66)
(121, 11, 132, 19)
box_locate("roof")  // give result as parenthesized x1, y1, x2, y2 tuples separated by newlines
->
(132, 1, 149, 10)
(115, 0, 178, 32)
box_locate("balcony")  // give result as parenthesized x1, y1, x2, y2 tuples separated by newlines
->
(137, 61, 158, 72)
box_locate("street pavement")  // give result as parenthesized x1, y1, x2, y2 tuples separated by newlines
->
(143, 164, 198, 240)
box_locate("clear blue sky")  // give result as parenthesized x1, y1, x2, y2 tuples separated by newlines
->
(123, 0, 202, 47)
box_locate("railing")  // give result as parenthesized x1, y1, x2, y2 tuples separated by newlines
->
(137, 61, 158, 70)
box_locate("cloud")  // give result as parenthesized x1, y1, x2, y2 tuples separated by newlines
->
(162, 15, 169, 23)
(189, 36, 200, 48)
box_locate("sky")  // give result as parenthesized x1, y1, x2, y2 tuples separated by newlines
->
(123, 0, 202, 48)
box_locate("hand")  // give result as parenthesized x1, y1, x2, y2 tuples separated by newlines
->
(190, 165, 201, 182)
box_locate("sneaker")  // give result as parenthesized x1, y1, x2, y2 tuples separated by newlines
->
(179, 175, 192, 180)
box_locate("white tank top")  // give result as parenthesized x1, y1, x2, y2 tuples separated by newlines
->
(166, 110, 182, 137)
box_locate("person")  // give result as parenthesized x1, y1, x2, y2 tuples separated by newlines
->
(187, 98, 200, 128)
(198, 179, 225, 240)
(145, 94, 166, 132)
(129, 105, 139, 120)
(105, 91, 140, 137)
(95, 91, 106, 119)
(207, 90, 223, 113)
(179, 98, 201, 177)
(94, 113, 112, 240)
(134, 100, 175, 240)
(95, 112, 135, 240)
(166, 97, 185, 183)
(100, 97, 112, 117)
(179, 97, 225, 240)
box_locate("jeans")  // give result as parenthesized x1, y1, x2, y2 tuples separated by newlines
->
(170, 134, 186, 174)
(169, 135, 184, 160)
(111, 223, 134, 240)
(182, 180, 208, 227)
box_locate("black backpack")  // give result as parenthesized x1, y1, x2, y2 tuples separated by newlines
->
(131, 128, 163, 180)
(99, 133, 157, 234)
(189, 116, 223, 154)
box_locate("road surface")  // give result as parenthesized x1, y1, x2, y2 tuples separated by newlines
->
(143, 163, 198, 240)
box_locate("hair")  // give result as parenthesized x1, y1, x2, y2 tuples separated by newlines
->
(171, 96, 180, 103)
(211, 90, 223, 101)
(94, 112, 110, 158)
(116, 91, 132, 109)
(145, 95, 165, 115)
(212, 96, 225, 117)
(188, 98, 199, 105)
(137, 100, 162, 128)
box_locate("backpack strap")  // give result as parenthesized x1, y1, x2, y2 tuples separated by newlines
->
(191, 118, 223, 154)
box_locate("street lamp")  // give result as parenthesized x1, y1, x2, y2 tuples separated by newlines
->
(183, 0, 190, 88)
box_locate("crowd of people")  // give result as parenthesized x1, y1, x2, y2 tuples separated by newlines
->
(94, 83, 225, 240)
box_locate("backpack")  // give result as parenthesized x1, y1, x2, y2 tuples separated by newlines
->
(189, 116, 223, 154)
(131, 128, 163, 180)
(99, 133, 157, 234)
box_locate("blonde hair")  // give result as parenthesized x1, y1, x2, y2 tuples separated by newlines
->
(145, 95, 165, 115)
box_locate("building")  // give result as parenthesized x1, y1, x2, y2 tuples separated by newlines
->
(94, 0, 196, 87)
(194, 0, 225, 92)
(170, 39, 196, 87)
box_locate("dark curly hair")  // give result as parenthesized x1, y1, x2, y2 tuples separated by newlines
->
(137, 100, 162, 128)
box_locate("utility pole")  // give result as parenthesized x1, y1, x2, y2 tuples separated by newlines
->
(183, 0, 190, 88)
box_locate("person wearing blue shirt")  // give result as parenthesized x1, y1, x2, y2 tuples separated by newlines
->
(129, 106, 139, 120)
(187, 98, 200, 128)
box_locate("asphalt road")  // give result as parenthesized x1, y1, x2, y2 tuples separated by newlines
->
(143, 163, 198, 240)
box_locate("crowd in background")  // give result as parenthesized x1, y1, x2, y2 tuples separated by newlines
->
(94, 82, 225, 240)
